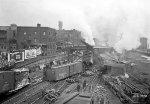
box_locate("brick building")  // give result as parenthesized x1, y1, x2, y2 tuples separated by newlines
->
(0, 24, 57, 56)
(0, 24, 17, 53)
(17, 24, 57, 55)
(56, 21, 84, 49)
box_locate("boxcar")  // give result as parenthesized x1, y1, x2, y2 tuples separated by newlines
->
(74, 61, 82, 74)
(103, 63, 126, 76)
(55, 64, 69, 80)
(0, 71, 14, 94)
(46, 64, 69, 81)
(13, 68, 29, 90)
(45, 61, 83, 81)
(69, 63, 74, 76)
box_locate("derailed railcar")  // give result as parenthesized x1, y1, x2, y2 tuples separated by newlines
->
(13, 68, 30, 90)
(45, 61, 83, 81)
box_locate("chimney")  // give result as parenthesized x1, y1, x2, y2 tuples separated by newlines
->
(10, 24, 17, 30)
(37, 23, 41, 27)
(58, 21, 63, 30)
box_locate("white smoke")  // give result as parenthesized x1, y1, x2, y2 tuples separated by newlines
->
(1, 0, 150, 51)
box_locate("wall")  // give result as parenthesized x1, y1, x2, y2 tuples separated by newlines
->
(56, 29, 83, 48)
(17, 24, 57, 56)
(0, 24, 17, 52)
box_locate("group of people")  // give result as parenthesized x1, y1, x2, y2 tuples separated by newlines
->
(76, 80, 96, 104)
(76, 80, 87, 92)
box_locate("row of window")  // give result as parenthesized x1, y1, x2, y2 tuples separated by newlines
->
(47, 43, 56, 49)
(23, 31, 54, 36)
(0, 45, 6, 50)
(23, 37, 56, 43)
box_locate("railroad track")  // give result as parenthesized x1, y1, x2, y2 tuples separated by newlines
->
(14, 55, 57, 69)
(2, 81, 49, 104)
(129, 73, 150, 88)
(30, 74, 81, 104)
(30, 80, 67, 104)
(122, 73, 149, 94)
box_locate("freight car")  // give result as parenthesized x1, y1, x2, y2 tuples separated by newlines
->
(0, 68, 29, 94)
(100, 63, 126, 76)
(45, 61, 83, 81)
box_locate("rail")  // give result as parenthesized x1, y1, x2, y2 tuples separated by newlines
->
(2, 82, 49, 104)
(14, 55, 57, 69)
(30, 80, 67, 104)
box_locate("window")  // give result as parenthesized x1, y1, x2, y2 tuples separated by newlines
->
(43, 32, 46, 35)
(4, 46, 6, 49)
(35, 32, 37, 35)
(24, 32, 26, 35)
(13, 31, 16, 37)
(49, 38, 51, 42)
(34, 38, 36, 42)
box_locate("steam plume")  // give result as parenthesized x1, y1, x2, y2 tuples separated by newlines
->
(1, 0, 150, 52)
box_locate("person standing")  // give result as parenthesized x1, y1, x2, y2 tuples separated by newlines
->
(77, 84, 81, 92)
(83, 80, 87, 91)
(145, 88, 150, 104)
(90, 96, 94, 104)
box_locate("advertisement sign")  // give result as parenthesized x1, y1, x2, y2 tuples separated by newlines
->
(36, 47, 42, 56)
(8, 51, 24, 63)
(25, 49, 37, 59)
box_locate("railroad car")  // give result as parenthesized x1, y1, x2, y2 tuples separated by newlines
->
(0, 71, 14, 94)
(13, 68, 30, 90)
(101, 63, 126, 76)
(45, 61, 83, 81)
(0, 68, 30, 94)
(28, 66, 43, 84)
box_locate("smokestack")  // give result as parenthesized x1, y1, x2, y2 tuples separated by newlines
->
(37, 23, 41, 27)
(58, 21, 63, 30)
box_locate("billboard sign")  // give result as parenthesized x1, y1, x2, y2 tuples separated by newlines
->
(8, 51, 24, 63)
(25, 49, 37, 59)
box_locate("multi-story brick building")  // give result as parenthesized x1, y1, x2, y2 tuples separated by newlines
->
(17, 24, 57, 55)
(0, 24, 17, 53)
(56, 21, 84, 49)
(0, 24, 57, 56)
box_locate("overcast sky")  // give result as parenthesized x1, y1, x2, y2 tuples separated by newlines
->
(1, 0, 150, 52)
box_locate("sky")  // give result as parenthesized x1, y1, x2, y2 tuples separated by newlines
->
(1, 0, 150, 52)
